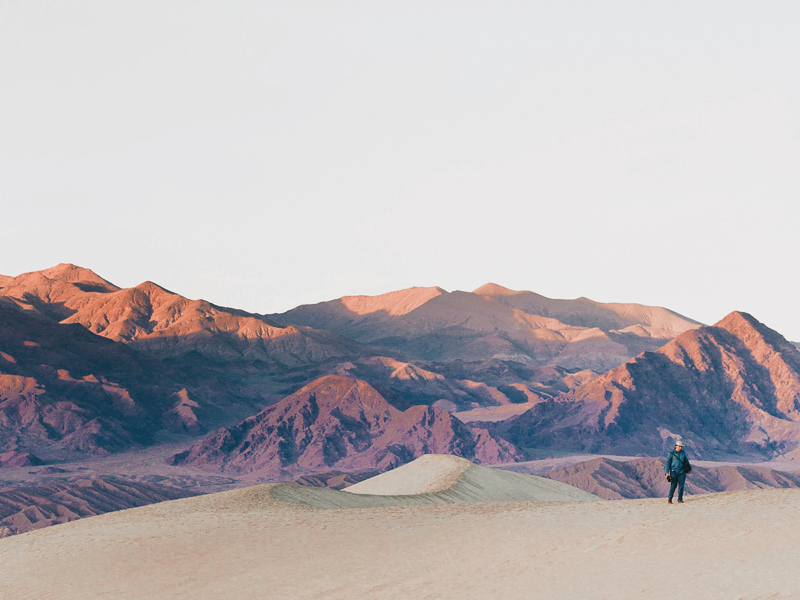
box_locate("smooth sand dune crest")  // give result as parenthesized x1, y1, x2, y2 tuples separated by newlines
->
(343, 454, 598, 502)
(257, 454, 600, 509)
(346, 453, 472, 495)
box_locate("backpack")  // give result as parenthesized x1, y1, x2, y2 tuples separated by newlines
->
(669, 451, 691, 474)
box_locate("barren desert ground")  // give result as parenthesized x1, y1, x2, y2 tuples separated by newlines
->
(1, 480, 798, 600)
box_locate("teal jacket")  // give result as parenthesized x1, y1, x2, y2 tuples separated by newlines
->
(666, 449, 691, 475)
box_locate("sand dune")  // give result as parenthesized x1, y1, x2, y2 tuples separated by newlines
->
(231, 455, 599, 509)
(344, 454, 598, 502)
(1, 476, 799, 599)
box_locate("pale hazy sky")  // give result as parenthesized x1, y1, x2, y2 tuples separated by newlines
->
(2, 2, 799, 337)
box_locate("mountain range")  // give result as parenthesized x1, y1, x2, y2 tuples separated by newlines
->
(0, 264, 357, 366)
(273, 282, 699, 371)
(5, 263, 800, 538)
(0, 264, 702, 461)
(0, 264, 366, 459)
(4, 262, 800, 479)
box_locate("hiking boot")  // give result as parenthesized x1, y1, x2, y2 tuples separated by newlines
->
(677, 500, 684, 504)
(667, 498, 673, 504)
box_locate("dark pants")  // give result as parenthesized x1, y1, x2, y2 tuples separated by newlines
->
(669, 471, 686, 501)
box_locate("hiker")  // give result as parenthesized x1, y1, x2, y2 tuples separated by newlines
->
(665, 440, 692, 504)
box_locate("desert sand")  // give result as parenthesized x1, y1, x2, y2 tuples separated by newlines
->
(1, 455, 798, 600)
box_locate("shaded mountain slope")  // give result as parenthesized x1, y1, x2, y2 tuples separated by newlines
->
(0, 301, 206, 456)
(170, 375, 518, 476)
(498, 312, 800, 459)
(62, 281, 355, 366)
(0, 265, 371, 441)
(314, 356, 600, 427)
(332, 356, 545, 412)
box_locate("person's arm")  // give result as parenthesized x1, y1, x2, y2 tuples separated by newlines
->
(665, 454, 672, 475)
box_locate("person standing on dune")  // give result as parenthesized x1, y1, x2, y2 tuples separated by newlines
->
(665, 440, 692, 504)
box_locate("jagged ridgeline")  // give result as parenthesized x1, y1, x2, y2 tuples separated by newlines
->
(5, 263, 800, 469)
(0, 264, 700, 462)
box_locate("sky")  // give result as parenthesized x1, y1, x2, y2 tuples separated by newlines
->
(2, 1, 799, 337)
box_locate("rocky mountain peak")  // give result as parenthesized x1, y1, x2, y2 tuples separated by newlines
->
(715, 310, 763, 338)
(498, 312, 800, 459)
(170, 375, 517, 475)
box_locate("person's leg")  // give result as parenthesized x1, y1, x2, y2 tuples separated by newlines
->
(677, 472, 686, 502)
(668, 473, 678, 502)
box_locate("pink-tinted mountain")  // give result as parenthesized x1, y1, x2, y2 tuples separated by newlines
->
(271, 283, 699, 417)
(1, 265, 704, 426)
(0, 265, 377, 459)
(170, 375, 518, 476)
(497, 312, 800, 460)
(273, 284, 700, 372)
(0, 264, 360, 368)
(0, 477, 197, 538)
